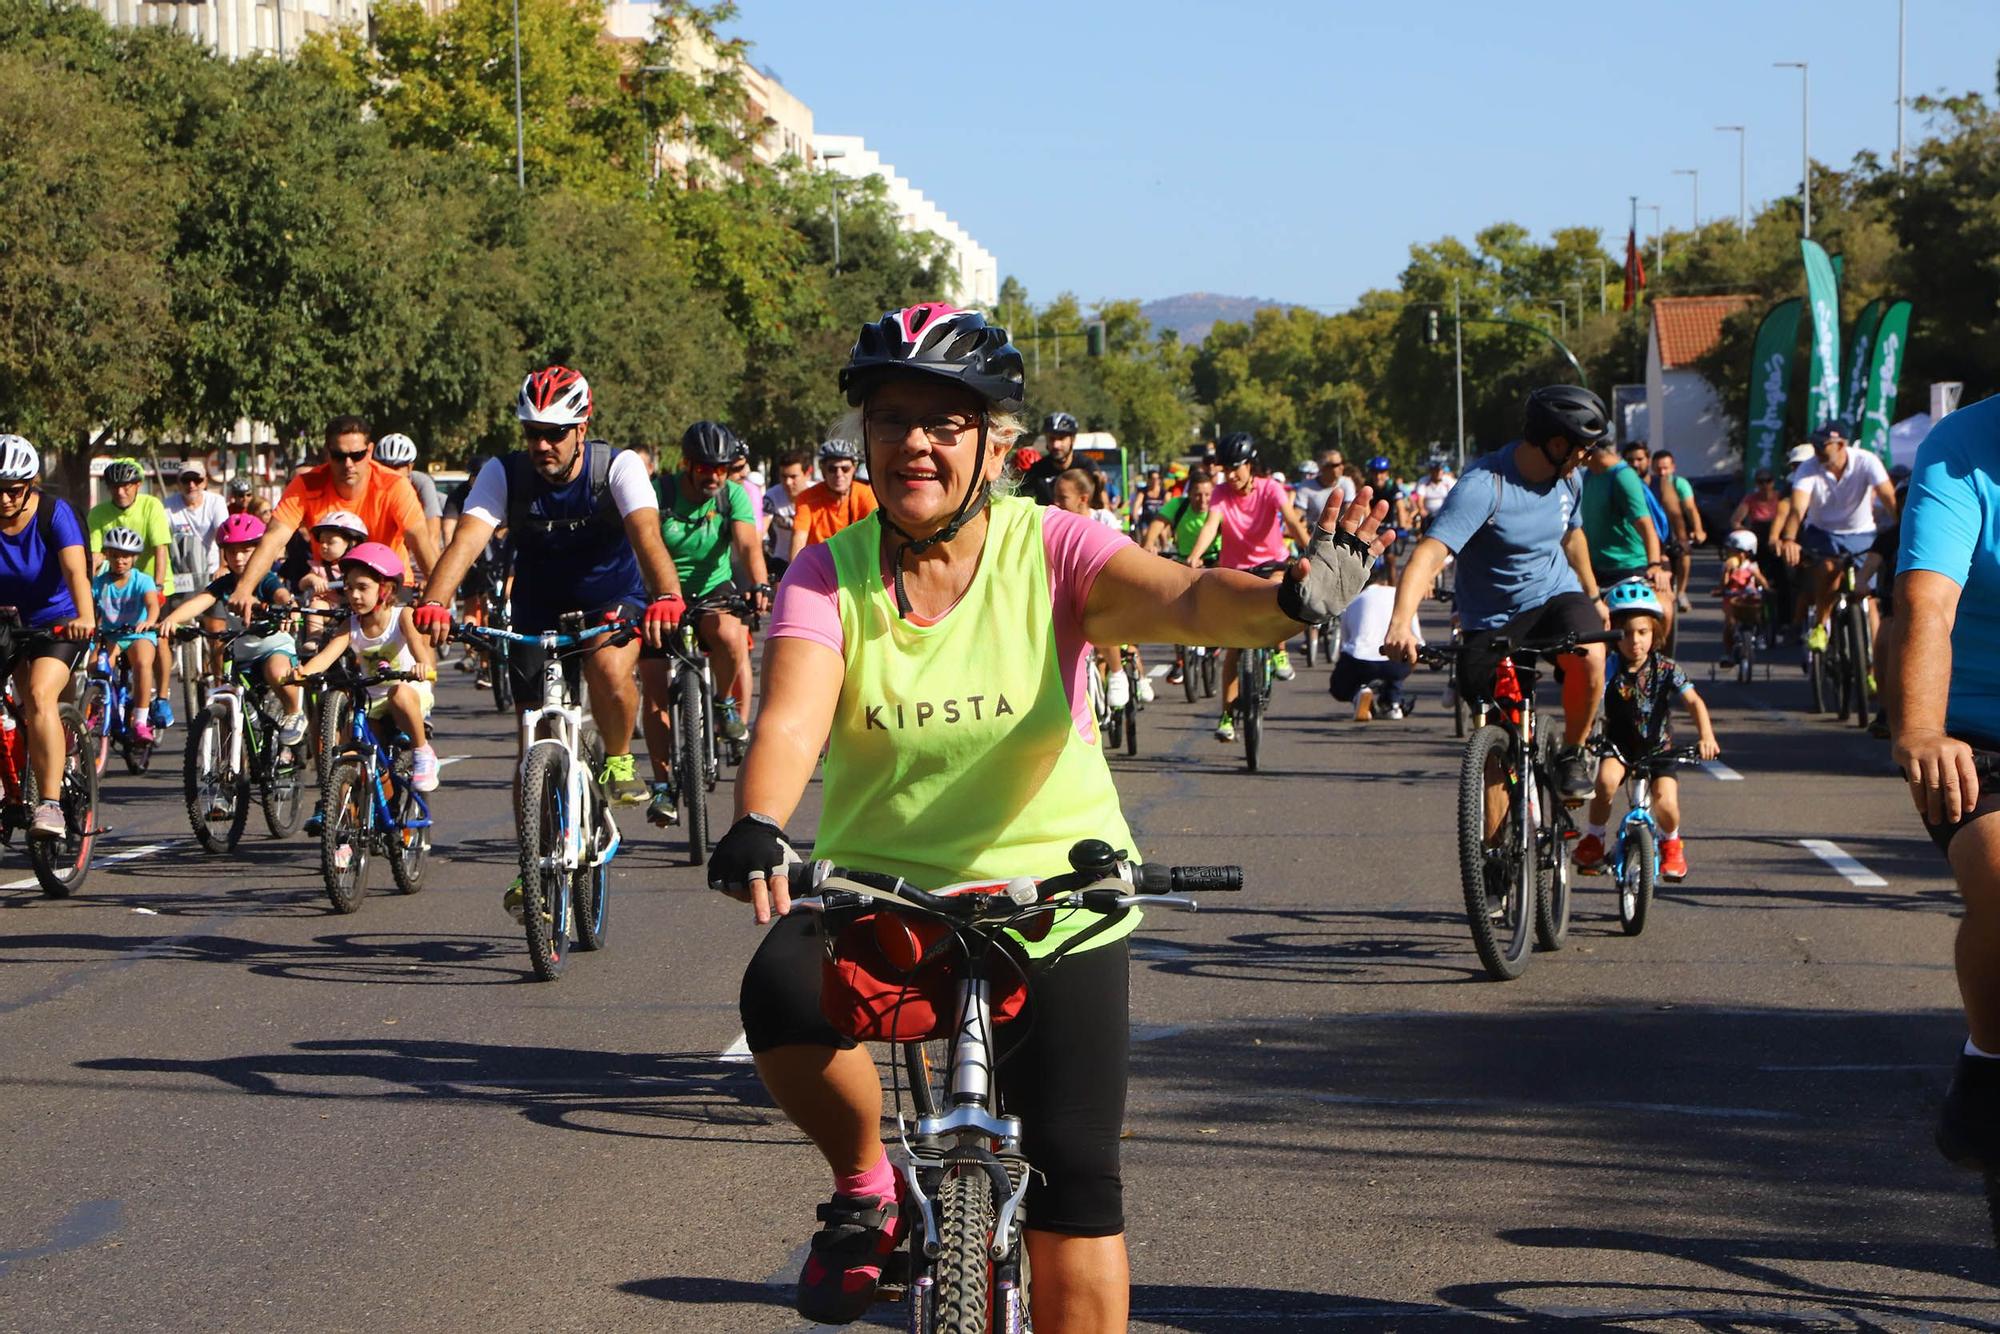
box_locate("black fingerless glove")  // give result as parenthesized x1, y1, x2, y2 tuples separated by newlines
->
(709, 813, 801, 891)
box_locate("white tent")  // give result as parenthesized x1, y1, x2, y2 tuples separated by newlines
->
(1889, 413, 1933, 470)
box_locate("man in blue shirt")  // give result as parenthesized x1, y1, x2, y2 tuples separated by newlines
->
(1888, 391, 2000, 1170)
(1384, 385, 1611, 797)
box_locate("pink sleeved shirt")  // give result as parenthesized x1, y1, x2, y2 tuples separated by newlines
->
(769, 507, 1131, 738)
(1214, 475, 1290, 570)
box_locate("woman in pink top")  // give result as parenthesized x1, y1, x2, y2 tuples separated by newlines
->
(1186, 432, 1314, 739)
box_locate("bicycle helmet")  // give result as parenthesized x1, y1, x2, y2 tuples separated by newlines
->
(1367, 455, 1392, 473)
(1522, 385, 1610, 450)
(101, 525, 146, 555)
(1216, 433, 1258, 468)
(839, 303, 1025, 411)
(311, 509, 370, 543)
(0, 435, 40, 482)
(374, 432, 418, 466)
(218, 512, 267, 546)
(1725, 528, 1758, 555)
(339, 541, 406, 584)
(516, 366, 593, 427)
(226, 476, 254, 498)
(681, 420, 742, 468)
(103, 458, 143, 487)
(1603, 579, 1665, 622)
(818, 437, 861, 464)
(1043, 411, 1079, 437)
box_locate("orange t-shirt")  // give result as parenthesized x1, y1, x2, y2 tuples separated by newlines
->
(273, 460, 425, 559)
(793, 479, 878, 546)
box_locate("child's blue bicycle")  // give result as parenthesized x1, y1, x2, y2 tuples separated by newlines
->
(308, 662, 434, 914)
(78, 624, 156, 776)
(1593, 743, 1701, 936)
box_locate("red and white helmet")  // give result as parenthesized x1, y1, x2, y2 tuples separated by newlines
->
(516, 366, 592, 427)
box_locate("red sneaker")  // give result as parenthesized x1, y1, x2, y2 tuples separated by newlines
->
(1573, 833, 1607, 875)
(1660, 837, 1688, 882)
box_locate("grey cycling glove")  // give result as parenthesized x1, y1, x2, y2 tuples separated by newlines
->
(1276, 527, 1374, 625)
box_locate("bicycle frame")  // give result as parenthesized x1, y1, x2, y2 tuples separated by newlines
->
(342, 692, 432, 842)
(516, 640, 614, 878)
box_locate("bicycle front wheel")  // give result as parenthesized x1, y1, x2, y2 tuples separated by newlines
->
(28, 704, 97, 898)
(1238, 654, 1263, 772)
(676, 677, 709, 866)
(1458, 724, 1533, 980)
(1618, 822, 1655, 936)
(80, 681, 110, 779)
(1533, 740, 1571, 951)
(1806, 648, 1828, 714)
(184, 704, 248, 853)
(385, 750, 429, 896)
(1181, 649, 1199, 704)
(928, 1168, 996, 1334)
(261, 731, 304, 838)
(1846, 598, 1873, 728)
(1122, 660, 1139, 758)
(518, 743, 573, 981)
(1201, 651, 1218, 698)
(320, 759, 372, 914)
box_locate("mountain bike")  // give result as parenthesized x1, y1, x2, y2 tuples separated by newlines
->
(1429, 627, 1620, 981)
(1806, 552, 1873, 727)
(455, 612, 627, 981)
(77, 624, 156, 776)
(0, 618, 98, 897)
(1581, 743, 1701, 937)
(308, 662, 434, 914)
(1230, 560, 1292, 772)
(798, 839, 1242, 1332)
(1090, 649, 1141, 757)
(656, 590, 752, 866)
(176, 615, 306, 853)
(1178, 643, 1219, 705)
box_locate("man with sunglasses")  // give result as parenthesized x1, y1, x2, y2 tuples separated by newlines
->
(163, 461, 231, 726)
(226, 416, 439, 621)
(787, 438, 877, 560)
(1383, 385, 1611, 799)
(415, 366, 686, 813)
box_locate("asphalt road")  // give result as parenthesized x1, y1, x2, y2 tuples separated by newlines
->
(2, 591, 1996, 1332)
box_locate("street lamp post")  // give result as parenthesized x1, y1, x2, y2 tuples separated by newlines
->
(1452, 278, 1465, 471)
(1597, 257, 1607, 314)
(818, 147, 848, 268)
(1643, 203, 1662, 274)
(638, 64, 669, 194)
(1673, 168, 1700, 231)
(1715, 125, 1746, 235)
(511, 0, 526, 191)
(1896, 0, 1907, 192)
(1774, 61, 1810, 237)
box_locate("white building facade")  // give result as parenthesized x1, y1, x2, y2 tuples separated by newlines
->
(73, 0, 368, 59)
(813, 134, 998, 309)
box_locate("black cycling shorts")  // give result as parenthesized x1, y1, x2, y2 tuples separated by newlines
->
(505, 597, 643, 708)
(1456, 591, 1601, 707)
(0, 627, 82, 676)
(1920, 735, 2000, 855)
(740, 911, 1130, 1236)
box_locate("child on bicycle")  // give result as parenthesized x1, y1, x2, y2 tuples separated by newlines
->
(159, 512, 308, 746)
(1053, 467, 1154, 716)
(1574, 580, 1720, 882)
(1714, 528, 1771, 670)
(294, 543, 439, 792)
(91, 526, 163, 744)
(296, 510, 367, 643)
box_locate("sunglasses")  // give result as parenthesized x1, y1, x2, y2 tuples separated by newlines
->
(180, 475, 206, 485)
(522, 424, 570, 444)
(328, 448, 370, 464)
(0, 483, 30, 501)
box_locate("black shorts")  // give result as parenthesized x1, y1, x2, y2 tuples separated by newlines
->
(505, 597, 643, 708)
(1593, 564, 1651, 592)
(0, 627, 82, 675)
(1328, 653, 1408, 703)
(740, 911, 1131, 1237)
(1457, 591, 1600, 707)
(1921, 735, 2000, 855)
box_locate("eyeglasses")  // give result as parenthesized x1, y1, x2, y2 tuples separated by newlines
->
(522, 424, 570, 444)
(328, 448, 370, 464)
(863, 411, 980, 446)
(824, 461, 857, 474)
(688, 460, 729, 475)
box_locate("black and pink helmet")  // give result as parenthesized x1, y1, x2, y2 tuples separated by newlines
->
(839, 303, 1025, 411)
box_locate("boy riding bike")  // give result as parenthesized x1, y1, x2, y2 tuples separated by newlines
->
(1573, 581, 1720, 881)
(91, 526, 164, 745)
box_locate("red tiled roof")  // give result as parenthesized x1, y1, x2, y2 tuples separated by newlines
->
(1652, 295, 1756, 369)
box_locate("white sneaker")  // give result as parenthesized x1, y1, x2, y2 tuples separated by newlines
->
(1136, 676, 1155, 704)
(411, 745, 440, 793)
(277, 712, 307, 746)
(1107, 669, 1130, 710)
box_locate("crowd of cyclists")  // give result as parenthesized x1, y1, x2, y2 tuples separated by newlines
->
(4, 293, 1995, 1331)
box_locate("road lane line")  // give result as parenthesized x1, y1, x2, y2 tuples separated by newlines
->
(1, 840, 174, 891)
(1799, 838, 1888, 887)
(437, 755, 468, 769)
(716, 1031, 753, 1064)
(1312, 1092, 1795, 1120)
(1701, 759, 1744, 781)
(1148, 665, 1171, 678)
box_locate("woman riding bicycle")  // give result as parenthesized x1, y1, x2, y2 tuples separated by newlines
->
(709, 302, 1388, 1331)
(0, 437, 94, 839)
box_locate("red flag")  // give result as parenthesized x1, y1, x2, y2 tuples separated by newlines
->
(1622, 226, 1647, 310)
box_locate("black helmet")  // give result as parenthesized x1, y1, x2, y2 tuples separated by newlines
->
(1043, 411, 1079, 437)
(840, 303, 1025, 411)
(1216, 432, 1258, 467)
(1522, 385, 1609, 449)
(104, 459, 143, 487)
(680, 420, 741, 467)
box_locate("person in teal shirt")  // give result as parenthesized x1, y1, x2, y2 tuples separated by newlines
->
(638, 421, 772, 827)
(1579, 440, 1667, 593)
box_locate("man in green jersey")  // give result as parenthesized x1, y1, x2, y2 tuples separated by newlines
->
(1142, 473, 1219, 684)
(88, 457, 178, 726)
(639, 421, 772, 826)
(1579, 440, 1670, 604)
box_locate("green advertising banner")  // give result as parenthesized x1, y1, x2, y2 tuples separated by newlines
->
(1857, 299, 1913, 462)
(1801, 239, 1842, 432)
(1744, 297, 1804, 481)
(1842, 297, 1886, 426)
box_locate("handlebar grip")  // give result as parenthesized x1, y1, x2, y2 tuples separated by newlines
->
(1171, 865, 1243, 893)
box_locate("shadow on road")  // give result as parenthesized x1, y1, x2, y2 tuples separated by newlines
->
(0, 928, 527, 984)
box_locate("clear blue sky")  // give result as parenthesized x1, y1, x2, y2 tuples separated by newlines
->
(731, 0, 1996, 312)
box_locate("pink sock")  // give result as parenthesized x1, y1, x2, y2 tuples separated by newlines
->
(833, 1152, 894, 1202)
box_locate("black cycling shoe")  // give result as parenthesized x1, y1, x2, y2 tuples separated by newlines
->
(1937, 1052, 2000, 1169)
(1556, 746, 1595, 802)
(795, 1187, 907, 1325)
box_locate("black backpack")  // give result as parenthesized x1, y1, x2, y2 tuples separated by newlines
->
(502, 440, 622, 552)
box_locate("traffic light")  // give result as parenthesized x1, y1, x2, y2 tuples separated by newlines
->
(1424, 309, 1440, 345)
(1086, 321, 1106, 357)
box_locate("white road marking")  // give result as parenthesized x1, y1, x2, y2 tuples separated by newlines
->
(1701, 760, 1744, 781)
(716, 1031, 754, 1064)
(1759, 1062, 1935, 1072)
(1313, 1092, 1795, 1121)
(1799, 838, 1888, 887)
(2, 840, 173, 891)
(1147, 664, 1171, 678)
(436, 755, 468, 769)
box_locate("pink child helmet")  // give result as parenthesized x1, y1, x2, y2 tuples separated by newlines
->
(339, 541, 407, 584)
(217, 513, 266, 546)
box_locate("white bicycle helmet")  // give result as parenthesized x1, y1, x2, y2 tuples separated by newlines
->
(310, 509, 370, 543)
(101, 525, 146, 555)
(374, 432, 417, 466)
(516, 366, 593, 427)
(1725, 528, 1758, 555)
(0, 435, 41, 482)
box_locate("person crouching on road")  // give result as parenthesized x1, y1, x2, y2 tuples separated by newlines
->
(1329, 560, 1419, 720)
(295, 543, 439, 792)
(1573, 581, 1719, 882)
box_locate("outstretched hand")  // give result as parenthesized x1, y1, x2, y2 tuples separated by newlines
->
(1290, 486, 1393, 585)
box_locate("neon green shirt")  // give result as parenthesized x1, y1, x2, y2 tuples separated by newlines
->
(1160, 494, 1219, 563)
(87, 493, 175, 595)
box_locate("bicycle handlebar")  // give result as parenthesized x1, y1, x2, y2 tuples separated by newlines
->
(453, 618, 633, 652)
(805, 845, 1242, 925)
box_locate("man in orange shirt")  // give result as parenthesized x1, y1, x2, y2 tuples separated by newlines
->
(787, 437, 877, 559)
(228, 415, 440, 619)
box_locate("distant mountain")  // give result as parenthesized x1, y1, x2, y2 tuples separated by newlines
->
(1139, 292, 1300, 344)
